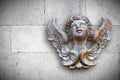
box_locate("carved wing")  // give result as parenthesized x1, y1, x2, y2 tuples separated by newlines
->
(47, 20, 79, 67)
(88, 18, 112, 60)
(80, 18, 112, 67)
(47, 20, 69, 57)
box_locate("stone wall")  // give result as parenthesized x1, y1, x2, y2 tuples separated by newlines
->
(0, 0, 120, 80)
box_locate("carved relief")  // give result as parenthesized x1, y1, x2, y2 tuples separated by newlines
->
(47, 16, 112, 69)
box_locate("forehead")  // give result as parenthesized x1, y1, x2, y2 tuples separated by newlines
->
(71, 20, 86, 26)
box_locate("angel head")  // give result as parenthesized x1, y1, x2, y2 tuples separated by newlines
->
(65, 16, 92, 41)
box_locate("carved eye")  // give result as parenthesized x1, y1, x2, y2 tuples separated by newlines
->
(80, 23, 87, 28)
(76, 26, 79, 29)
(74, 25, 77, 27)
(72, 25, 77, 29)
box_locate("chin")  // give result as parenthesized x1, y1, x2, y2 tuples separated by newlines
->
(77, 32, 86, 37)
(74, 32, 88, 40)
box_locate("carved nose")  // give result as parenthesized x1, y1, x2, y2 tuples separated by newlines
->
(76, 26, 81, 29)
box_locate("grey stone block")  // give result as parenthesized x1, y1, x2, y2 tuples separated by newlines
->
(0, 53, 18, 80)
(0, 52, 72, 80)
(44, 0, 85, 26)
(12, 26, 54, 53)
(0, 0, 44, 26)
(86, 0, 120, 25)
(0, 26, 11, 55)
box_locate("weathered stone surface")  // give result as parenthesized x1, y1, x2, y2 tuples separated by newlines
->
(0, 52, 72, 80)
(44, 0, 85, 26)
(0, 26, 11, 55)
(0, 53, 18, 80)
(12, 26, 54, 52)
(86, 0, 120, 25)
(0, 0, 44, 26)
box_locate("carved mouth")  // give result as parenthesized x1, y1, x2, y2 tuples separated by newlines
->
(76, 29, 83, 33)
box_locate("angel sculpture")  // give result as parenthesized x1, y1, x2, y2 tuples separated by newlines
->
(47, 16, 112, 69)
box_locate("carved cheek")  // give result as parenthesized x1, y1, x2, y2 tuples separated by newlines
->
(72, 27, 76, 34)
(84, 28, 89, 36)
(73, 30, 77, 36)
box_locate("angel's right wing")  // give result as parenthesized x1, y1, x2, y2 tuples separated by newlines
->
(47, 20, 79, 67)
(47, 20, 69, 57)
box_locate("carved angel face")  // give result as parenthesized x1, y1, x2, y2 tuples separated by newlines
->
(71, 20, 89, 40)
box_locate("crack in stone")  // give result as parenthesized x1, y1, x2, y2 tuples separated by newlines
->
(44, 0, 46, 14)
(118, 51, 120, 79)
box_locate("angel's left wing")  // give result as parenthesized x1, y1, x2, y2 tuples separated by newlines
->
(88, 18, 112, 60)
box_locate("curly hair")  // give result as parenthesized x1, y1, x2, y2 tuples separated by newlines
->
(65, 16, 93, 40)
